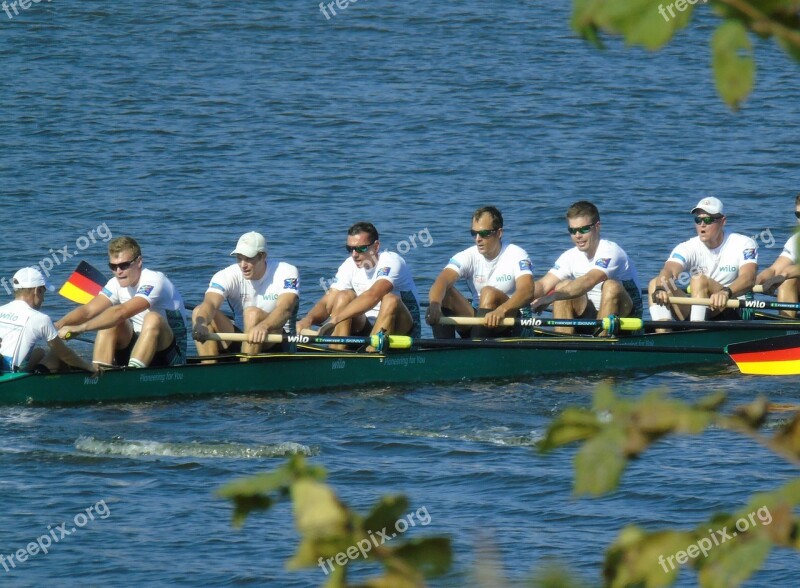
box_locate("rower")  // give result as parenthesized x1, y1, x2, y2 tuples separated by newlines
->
(755, 193, 800, 318)
(56, 236, 187, 368)
(191, 231, 300, 360)
(649, 197, 757, 327)
(531, 201, 642, 335)
(296, 222, 420, 351)
(426, 205, 535, 338)
(0, 267, 96, 375)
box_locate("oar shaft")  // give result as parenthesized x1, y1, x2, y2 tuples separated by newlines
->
(203, 332, 414, 348)
(668, 297, 800, 311)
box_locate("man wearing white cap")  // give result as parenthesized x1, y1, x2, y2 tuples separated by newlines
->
(0, 267, 96, 374)
(191, 231, 300, 360)
(755, 193, 800, 317)
(649, 197, 758, 323)
(56, 236, 187, 368)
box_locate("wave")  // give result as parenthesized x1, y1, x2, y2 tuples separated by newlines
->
(74, 436, 318, 459)
(396, 427, 543, 447)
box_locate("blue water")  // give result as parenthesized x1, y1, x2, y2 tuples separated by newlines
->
(1, 1, 799, 586)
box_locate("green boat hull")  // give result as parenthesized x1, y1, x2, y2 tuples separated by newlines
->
(1, 327, 797, 405)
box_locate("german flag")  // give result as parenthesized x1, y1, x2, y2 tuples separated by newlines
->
(727, 334, 800, 376)
(59, 261, 107, 304)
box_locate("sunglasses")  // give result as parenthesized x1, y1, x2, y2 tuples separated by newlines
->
(108, 256, 140, 271)
(345, 241, 375, 254)
(470, 229, 499, 238)
(795, 211, 800, 219)
(568, 222, 596, 235)
(694, 216, 722, 226)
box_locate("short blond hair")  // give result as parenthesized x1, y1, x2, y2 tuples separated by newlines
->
(108, 236, 141, 259)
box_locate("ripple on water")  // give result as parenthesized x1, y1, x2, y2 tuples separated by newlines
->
(73, 436, 319, 459)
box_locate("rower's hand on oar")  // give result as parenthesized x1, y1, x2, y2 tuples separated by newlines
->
(484, 308, 505, 328)
(296, 317, 313, 333)
(425, 303, 442, 326)
(651, 288, 670, 306)
(58, 326, 76, 340)
(531, 293, 557, 315)
(709, 288, 731, 311)
(247, 324, 270, 344)
(761, 274, 786, 295)
(192, 320, 210, 342)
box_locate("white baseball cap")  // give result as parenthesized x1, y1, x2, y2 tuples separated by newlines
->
(230, 232, 267, 257)
(691, 197, 724, 216)
(12, 267, 55, 291)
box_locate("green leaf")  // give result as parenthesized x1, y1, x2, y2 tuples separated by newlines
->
(538, 408, 601, 452)
(771, 412, 800, 458)
(694, 391, 727, 412)
(392, 537, 453, 578)
(228, 495, 272, 529)
(712, 20, 756, 109)
(595, 0, 690, 50)
(571, 0, 606, 48)
(360, 572, 424, 588)
(216, 469, 292, 500)
(574, 424, 627, 496)
(291, 478, 350, 538)
(696, 537, 771, 588)
(604, 527, 693, 588)
(362, 495, 410, 537)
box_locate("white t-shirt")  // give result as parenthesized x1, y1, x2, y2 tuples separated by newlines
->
(206, 261, 300, 330)
(779, 234, 798, 264)
(445, 243, 533, 307)
(549, 239, 641, 310)
(0, 299, 58, 371)
(330, 250, 420, 318)
(668, 233, 758, 286)
(100, 268, 186, 334)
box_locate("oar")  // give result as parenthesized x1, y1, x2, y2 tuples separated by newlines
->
(438, 316, 800, 332)
(204, 331, 726, 355)
(667, 297, 800, 311)
(727, 334, 800, 376)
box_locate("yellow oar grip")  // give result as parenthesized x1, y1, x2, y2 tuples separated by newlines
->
(601, 318, 643, 331)
(369, 335, 413, 349)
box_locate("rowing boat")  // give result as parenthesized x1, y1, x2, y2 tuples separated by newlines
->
(2, 322, 799, 405)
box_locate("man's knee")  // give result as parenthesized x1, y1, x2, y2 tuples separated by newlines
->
(478, 286, 506, 308)
(689, 273, 711, 289)
(331, 289, 356, 310)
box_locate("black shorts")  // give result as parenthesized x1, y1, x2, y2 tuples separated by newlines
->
(115, 333, 183, 367)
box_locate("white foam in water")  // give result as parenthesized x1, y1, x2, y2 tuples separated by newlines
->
(74, 436, 317, 459)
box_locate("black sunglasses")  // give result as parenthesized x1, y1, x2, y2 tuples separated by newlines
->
(694, 216, 722, 226)
(345, 241, 376, 254)
(795, 211, 800, 219)
(568, 222, 596, 235)
(109, 256, 140, 271)
(470, 229, 499, 238)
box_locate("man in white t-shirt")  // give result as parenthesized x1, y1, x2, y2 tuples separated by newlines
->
(296, 222, 420, 350)
(0, 267, 95, 374)
(56, 237, 187, 368)
(531, 201, 642, 335)
(191, 231, 300, 359)
(755, 193, 800, 317)
(649, 197, 758, 323)
(426, 206, 535, 338)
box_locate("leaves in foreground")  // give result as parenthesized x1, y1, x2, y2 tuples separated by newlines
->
(571, 0, 800, 109)
(217, 455, 451, 587)
(539, 385, 726, 496)
(541, 385, 800, 586)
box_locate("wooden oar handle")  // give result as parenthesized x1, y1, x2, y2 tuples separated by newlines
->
(438, 317, 517, 327)
(667, 296, 741, 308)
(203, 332, 285, 343)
